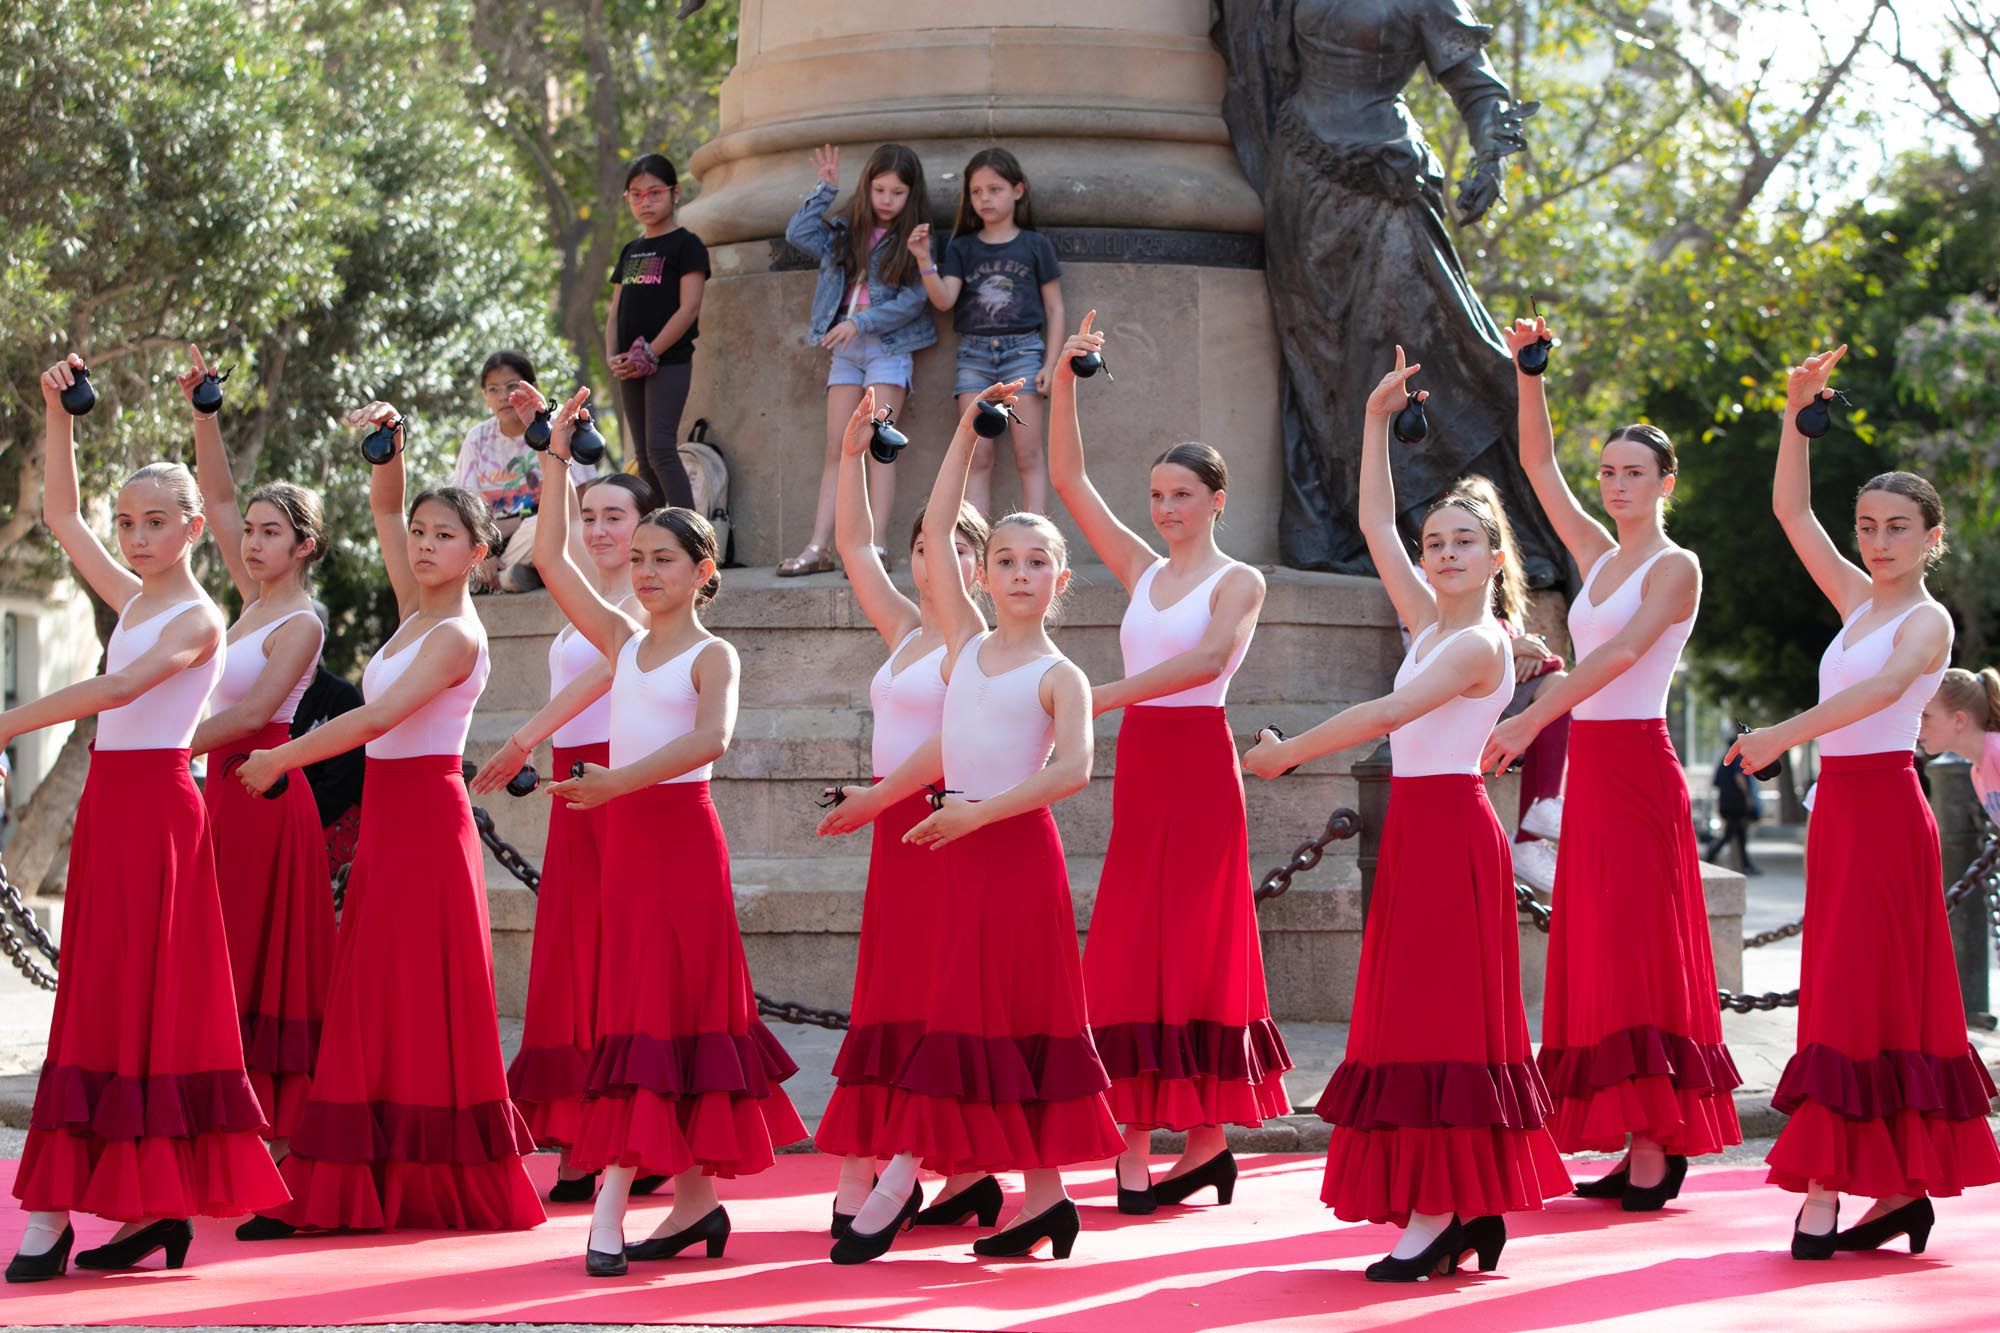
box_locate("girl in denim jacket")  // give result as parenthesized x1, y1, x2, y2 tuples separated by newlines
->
(779, 144, 936, 576)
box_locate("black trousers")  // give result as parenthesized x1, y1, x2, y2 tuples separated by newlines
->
(618, 359, 695, 510)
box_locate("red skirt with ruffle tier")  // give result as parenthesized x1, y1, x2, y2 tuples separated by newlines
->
(1317, 775, 1571, 1225)
(816, 789, 940, 1158)
(506, 741, 610, 1147)
(1537, 719, 1742, 1155)
(1766, 752, 2000, 1197)
(274, 755, 543, 1231)
(567, 781, 806, 1178)
(203, 721, 336, 1141)
(817, 807, 1124, 1175)
(1083, 706, 1293, 1131)
(14, 747, 289, 1222)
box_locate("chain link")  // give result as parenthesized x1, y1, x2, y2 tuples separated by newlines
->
(1254, 808, 1363, 904)
(1742, 917, 1805, 949)
(1718, 987, 1800, 1013)
(0, 858, 59, 991)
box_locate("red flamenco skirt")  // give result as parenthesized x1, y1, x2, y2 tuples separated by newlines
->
(816, 789, 939, 1158)
(15, 747, 289, 1222)
(507, 741, 610, 1147)
(1537, 719, 1742, 1154)
(569, 782, 807, 1179)
(1083, 706, 1292, 1130)
(1766, 752, 2000, 1197)
(275, 755, 543, 1231)
(203, 721, 335, 1141)
(834, 807, 1123, 1176)
(1317, 775, 1572, 1225)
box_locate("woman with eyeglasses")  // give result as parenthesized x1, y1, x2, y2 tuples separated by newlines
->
(607, 153, 707, 511)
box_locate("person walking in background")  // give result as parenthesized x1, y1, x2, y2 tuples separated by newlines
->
(1704, 739, 1761, 875)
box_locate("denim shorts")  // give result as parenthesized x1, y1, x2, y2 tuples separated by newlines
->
(953, 331, 1045, 396)
(827, 330, 914, 390)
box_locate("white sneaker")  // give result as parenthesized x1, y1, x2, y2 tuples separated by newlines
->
(1513, 837, 1559, 895)
(1520, 797, 1563, 842)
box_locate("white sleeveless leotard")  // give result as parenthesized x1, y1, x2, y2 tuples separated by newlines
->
(361, 617, 490, 759)
(941, 632, 1064, 802)
(548, 622, 614, 749)
(209, 606, 324, 724)
(1817, 601, 1949, 756)
(609, 635, 724, 784)
(98, 597, 224, 751)
(870, 628, 948, 777)
(1567, 547, 1695, 722)
(1118, 560, 1252, 708)
(1388, 620, 1512, 777)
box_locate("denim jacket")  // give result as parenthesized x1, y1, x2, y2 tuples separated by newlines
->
(785, 181, 938, 355)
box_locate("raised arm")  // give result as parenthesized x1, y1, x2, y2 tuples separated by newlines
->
(189, 615, 324, 756)
(179, 344, 255, 601)
(518, 384, 638, 660)
(1503, 317, 1612, 569)
(357, 402, 419, 619)
(1048, 313, 1157, 590)
(924, 384, 1022, 659)
(549, 640, 738, 809)
(39, 356, 140, 610)
(905, 660, 1093, 847)
(0, 605, 219, 748)
(1359, 347, 1439, 636)
(1773, 344, 1871, 617)
(835, 387, 920, 647)
(783, 156, 841, 257)
(470, 655, 616, 794)
(1093, 566, 1265, 715)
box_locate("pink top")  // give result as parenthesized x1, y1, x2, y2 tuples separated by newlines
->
(548, 622, 613, 749)
(1118, 560, 1252, 708)
(1817, 600, 1949, 757)
(609, 636, 726, 784)
(869, 628, 948, 777)
(1567, 546, 1696, 722)
(942, 632, 1063, 802)
(210, 606, 323, 725)
(98, 598, 224, 751)
(1973, 731, 2000, 825)
(361, 618, 490, 759)
(1389, 620, 1511, 778)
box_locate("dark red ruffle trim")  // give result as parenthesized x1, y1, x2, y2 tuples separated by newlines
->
(1773, 1042, 1998, 1122)
(30, 1063, 269, 1140)
(897, 1029, 1112, 1104)
(584, 1023, 800, 1102)
(508, 1044, 590, 1103)
(830, 1020, 925, 1087)
(1316, 1059, 1552, 1131)
(1093, 1018, 1295, 1085)
(288, 1096, 536, 1165)
(1538, 1025, 1743, 1099)
(240, 1013, 321, 1077)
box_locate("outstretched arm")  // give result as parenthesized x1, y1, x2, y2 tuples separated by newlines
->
(1773, 344, 1871, 618)
(189, 616, 324, 756)
(39, 356, 140, 611)
(468, 655, 616, 794)
(0, 606, 219, 748)
(1048, 312, 1158, 590)
(835, 387, 921, 647)
(815, 733, 945, 838)
(905, 661, 1093, 847)
(548, 640, 738, 808)
(1093, 567, 1264, 714)
(1359, 347, 1438, 637)
(1503, 317, 1612, 569)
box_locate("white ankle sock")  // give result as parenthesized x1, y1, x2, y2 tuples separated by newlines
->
(835, 1156, 877, 1215)
(1799, 1184, 1839, 1237)
(1390, 1210, 1453, 1260)
(589, 1166, 635, 1254)
(19, 1211, 68, 1257)
(851, 1153, 920, 1234)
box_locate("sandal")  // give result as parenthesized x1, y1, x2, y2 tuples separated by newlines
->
(777, 544, 834, 578)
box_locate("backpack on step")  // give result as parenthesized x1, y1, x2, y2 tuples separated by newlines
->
(678, 419, 733, 565)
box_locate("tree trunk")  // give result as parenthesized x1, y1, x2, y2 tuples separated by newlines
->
(5, 719, 94, 896)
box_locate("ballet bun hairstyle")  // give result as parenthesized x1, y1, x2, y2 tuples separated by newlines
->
(1152, 441, 1229, 493)
(1440, 475, 1524, 625)
(986, 510, 1071, 624)
(124, 462, 204, 519)
(909, 500, 991, 560)
(640, 506, 723, 604)
(580, 472, 659, 514)
(409, 485, 503, 559)
(244, 482, 327, 568)
(1858, 471, 1948, 567)
(1602, 423, 1678, 476)
(1933, 667, 2000, 732)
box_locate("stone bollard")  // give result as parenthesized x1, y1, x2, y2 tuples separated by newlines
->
(1353, 739, 1394, 919)
(1926, 755, 1993, 1021)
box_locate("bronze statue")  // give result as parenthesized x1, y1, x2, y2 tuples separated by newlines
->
(1214, 0, 1566, 586)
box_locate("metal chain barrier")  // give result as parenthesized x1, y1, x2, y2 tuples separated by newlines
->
(1514, 882, 1552, 934)
(1743, 918, 1805, 949)
(0, 859, 59, 992)
(1254, 808, 1363, 904)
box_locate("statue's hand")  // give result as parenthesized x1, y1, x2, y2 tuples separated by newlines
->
(1456, 161, 1504, 223)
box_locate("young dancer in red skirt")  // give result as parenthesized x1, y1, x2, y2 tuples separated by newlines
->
(1244, 348, 1570, 1281)
(233, 403, 542, 1237)
(471, 461, 661, 1204)
(1481, 314, 1742, 1209)
(5, 356, 288, 1283)
(810, 390, 991, 1237)
(1050, 314, 1291, 1214)
(819, 383, 1124, 1266)
(527, 388, 806, 1277)
(178, 346, 336, 1159)
(1728, 344, 2000, 1259)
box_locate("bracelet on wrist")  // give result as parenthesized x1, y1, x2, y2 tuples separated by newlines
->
(920, 265, 937, 276)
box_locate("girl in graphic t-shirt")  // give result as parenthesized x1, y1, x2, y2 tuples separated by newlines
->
(1920, 667, 2000, 824)
(908, 147, 1065, 517)
(777, 143, 938, 577)
(606, 153, 708, 514)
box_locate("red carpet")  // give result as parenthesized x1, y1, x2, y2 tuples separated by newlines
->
(3, 1152, 1997, 1330)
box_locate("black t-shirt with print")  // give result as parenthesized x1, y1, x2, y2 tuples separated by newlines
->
(610, 228, 711, 363)
(941, 230, 1063, 336)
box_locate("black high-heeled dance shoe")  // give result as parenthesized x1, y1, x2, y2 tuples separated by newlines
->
(5, 1226, 73, 1284)
(1460, 1215, 1507, 1272)
(548, 1171, 601, 1204)
(74, 1218, 194, 1271)
(1621, 1155, 1688, 1212)
(912, 1175, 1003, 1228)
(830, 1181, 925, 1265)
(584, 1242, 628, 1277)
(973, 1198, 1081, 1260)
(1365, 1217, 1469, 1282)
(235, 1214, 297, 1241)
(831, 1207, 855, 1240)
(631, 1173, 668, 1196)
(1572, 1156, 1630, 1199)
(1792, 1201, 1840, 1261)
(625, 1206, 731, 1260)
(1116, 1156, 1157, 1215)
(1835, 1197, 1933, 1254)
(1153, 1149, 1237, 1207)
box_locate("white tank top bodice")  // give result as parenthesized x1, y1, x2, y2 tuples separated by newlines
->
(1817, 600, 1949, 757)
(1389, 620, 1512, 777)
(942, 632, 1063, 801)
(98, 597, 223, 751)
(609, 635, 721, 783)
(548, 623, 614, 749)
(870, 628, 948, 777)
(1567, 546, 1696, 722)
(361, 618, 489, 759)
(1118, 560, 1252, 708)
(209, 606, 323, 725)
